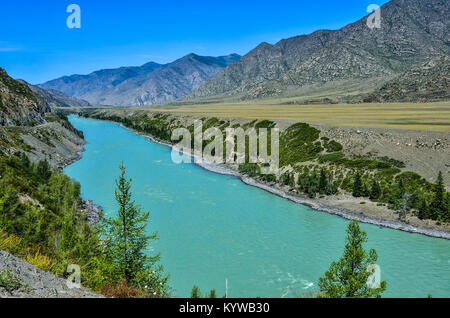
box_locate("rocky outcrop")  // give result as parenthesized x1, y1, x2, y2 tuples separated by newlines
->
(0, 250, 101, 298)
(0, 68, 49, 126)
(81, 200, 103, 225)
(0, 68, 86, 168)
(364, 55, 450, 102)
(16, 120, 86, 168)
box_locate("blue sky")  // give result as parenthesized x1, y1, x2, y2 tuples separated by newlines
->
(0, 0, 389, 84)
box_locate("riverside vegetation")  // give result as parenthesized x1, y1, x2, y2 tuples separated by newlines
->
(0, 151, 168, 297)
(79, 111, 450, 226)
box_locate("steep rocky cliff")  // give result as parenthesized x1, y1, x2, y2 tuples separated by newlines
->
(0, 68, 49, 126)
(0, 68, 85, 168)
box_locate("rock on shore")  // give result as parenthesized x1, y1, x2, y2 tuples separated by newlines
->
(81, 199, 103, 225)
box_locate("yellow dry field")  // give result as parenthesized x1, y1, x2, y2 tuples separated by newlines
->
(153, 101, 450, 132)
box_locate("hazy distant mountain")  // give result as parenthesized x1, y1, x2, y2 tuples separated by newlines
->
(40, 62, 162, 100)
(18, 80, 91, 108)
(364, 55, 450, 102)
(189, 0, 449, 101)
(41, 54, 240, 106)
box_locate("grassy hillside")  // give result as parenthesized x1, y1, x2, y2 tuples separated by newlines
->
(0, 153, 104, 287)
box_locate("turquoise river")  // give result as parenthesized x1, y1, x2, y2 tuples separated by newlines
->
(65, 116, 450, 298)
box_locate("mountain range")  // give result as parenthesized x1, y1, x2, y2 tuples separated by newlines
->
(40, 54, 241, 106)
(38, 0, 449, 107)
(188, 0, 449, 102)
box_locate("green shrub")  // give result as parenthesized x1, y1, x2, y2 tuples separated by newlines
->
(0, 267, 24, 294)
(318, 152, 345, 163)
(280, 123, 322, 166)
(325, 140, 343, 152)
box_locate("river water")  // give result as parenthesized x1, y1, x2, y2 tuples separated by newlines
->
(65, 116, 450, 298)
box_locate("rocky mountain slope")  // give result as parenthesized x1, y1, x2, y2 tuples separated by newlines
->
(41, 53, 240, 106)
(0, 68, 85, 167)
(189, 0, 449, 101)
(364, 55, 450, 102)
(40, 62, 162, 101)
(20, 81, 91, 108)
(0, 68, 49, 126)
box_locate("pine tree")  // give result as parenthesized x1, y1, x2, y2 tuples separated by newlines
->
(59, 210, 77, 252)
(445, 195, 450, 222)
(191, 285, 201, 298)
(398, 178, 405, 195)
(352, 172, 364, 197)
(37, 159, 51, 180)
(20, 153, 30, 169)
(430, 172, 446, 221)
(104, 163, 168, 293)
(208, 289, 217, 298)
(418, 199, 429, 220)
(319, 168, 327, 194)
(369, 179, 381, 200)
(282, 173, 295, 188)
(363, 183, 370, 197)
(318, 220, 387, 298)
